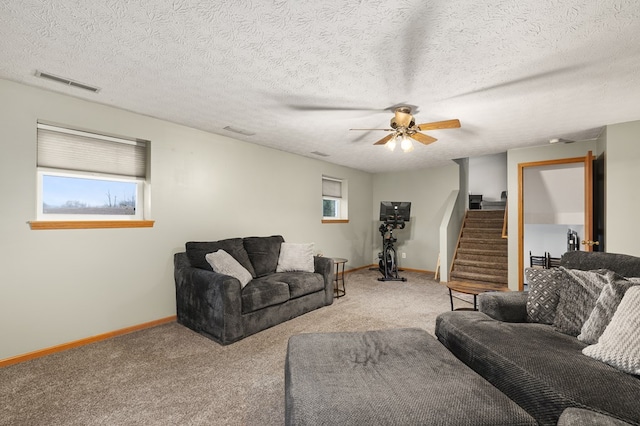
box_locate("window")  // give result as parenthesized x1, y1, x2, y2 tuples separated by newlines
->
(322, 176, 348, 222)
(31, 123, 152, 229)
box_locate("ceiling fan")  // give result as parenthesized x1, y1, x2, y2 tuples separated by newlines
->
(350, 106, 461, 152)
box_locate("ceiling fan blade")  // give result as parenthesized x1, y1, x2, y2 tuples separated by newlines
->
(410, 132, 437, 145)
(417, 119, 461, 131)
(350, 128, 395, 131)
(394, 109, 413, 128)
(373, 134, 396, 145)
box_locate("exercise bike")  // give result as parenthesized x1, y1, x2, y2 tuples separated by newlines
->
(377, 220, 407, 282)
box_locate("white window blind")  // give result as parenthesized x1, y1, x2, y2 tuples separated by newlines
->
(322, 177, 342, 198)
(37, 123, 148, 178)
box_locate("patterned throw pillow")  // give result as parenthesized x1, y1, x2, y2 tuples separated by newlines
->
(205, 249, 253, 288)
(582, 286, 640, 375)
(525, 267, 564, 324)
(276, 242, 315, 273)
(578, 275, 640, 344)
(553, 268, 609, 336)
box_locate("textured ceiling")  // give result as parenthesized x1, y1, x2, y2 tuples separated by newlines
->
(2, 1, 640, 173)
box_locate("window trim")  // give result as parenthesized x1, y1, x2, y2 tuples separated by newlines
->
(321, 219, 349, 224)
(29, 220, 155, 230)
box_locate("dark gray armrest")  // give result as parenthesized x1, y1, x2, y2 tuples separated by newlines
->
(478, 291, 528, 323)
(314, 256, 334, 305)
(174, 252, 243, 344)
(558, 408, 633, 426)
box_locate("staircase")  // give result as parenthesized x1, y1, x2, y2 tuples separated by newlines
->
(449, 209, 508, 288)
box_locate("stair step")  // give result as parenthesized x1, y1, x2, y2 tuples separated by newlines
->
(450, 270, 508, 284)
(455, 259, 508, 270)
(456, 253, 508, 263)
(462, 228, 504, 238)
(447, 280, 509, 293)
(459, 239, 508, 251)
(457, 248, 507, 257)
(453, 264, 508, 277)
(464, 220, 504, 229)
(460, 236, 507, 244)
(466, 210, 505, 219)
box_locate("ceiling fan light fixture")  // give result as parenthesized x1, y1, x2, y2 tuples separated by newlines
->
(401, 134, 414, 152)
(386, 138, 397, 151)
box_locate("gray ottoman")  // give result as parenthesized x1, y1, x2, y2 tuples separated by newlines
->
(285, 328, 536, 425)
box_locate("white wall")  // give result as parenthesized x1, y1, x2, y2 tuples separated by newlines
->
(605, 121, 640, 255)
(524, 224, 584, 260)
(468, 152, 507, 201)
(0, 79, 373, 360)
(523, 164, 584, 224)
(438, 158, 468, 282)
(372, 164, 459, 271)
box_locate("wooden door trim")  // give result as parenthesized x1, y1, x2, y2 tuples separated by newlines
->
(517, 154, 591, 290)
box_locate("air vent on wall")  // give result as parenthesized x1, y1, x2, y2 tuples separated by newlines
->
(35, 71, 101, 93)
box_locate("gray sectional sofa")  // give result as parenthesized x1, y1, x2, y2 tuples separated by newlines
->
(174, 235, 334, 345)
(436, 251, 640, 425)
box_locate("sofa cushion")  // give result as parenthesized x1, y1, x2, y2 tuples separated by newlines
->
(579, 275, 640, 344)
(553, 268, 609, 336)
(241, 277, 290, 314)
(582, 286, 640, 375)
(243, 235, 284, 277)
(205, 250, 253, 288)
(558, 408, 635, 426)
(560, 251, 640, 278)
(525, 267, 563, 324)
(276, 242, 314, 272)
(186, 238, 256, 277)
(269, 271, 324, 299)
(435, 311, 640, 426)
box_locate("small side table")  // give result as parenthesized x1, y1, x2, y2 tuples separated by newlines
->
(447, 282, 480, 311)
(331, 258, 348, 298)
(446, 281, 509, 311)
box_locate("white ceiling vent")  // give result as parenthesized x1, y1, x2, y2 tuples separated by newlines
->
(35, 71, 101, 93)
(223, 126, 255, 136)
(311, 151, 330, 157)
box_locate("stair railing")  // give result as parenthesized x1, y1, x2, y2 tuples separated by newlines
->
(501, 203, 508, 239)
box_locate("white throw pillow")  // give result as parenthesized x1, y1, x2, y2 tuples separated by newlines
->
(276, 242, 314, 273)
(582, 286, 640, 375)
(205, 249, 253, 288)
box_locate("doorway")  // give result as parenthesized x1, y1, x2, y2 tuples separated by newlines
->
(517, 152, 595, 290)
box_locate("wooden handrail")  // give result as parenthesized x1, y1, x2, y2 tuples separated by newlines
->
(501, 203, 508, 239)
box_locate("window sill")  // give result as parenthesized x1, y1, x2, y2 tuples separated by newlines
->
(322, 219, 349, 224)
(29, 220, 155, 230)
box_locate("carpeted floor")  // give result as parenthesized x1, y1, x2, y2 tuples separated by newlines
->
(0, 269, 465, 426)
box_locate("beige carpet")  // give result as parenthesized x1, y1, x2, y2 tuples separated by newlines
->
(0, 269, 465, 426)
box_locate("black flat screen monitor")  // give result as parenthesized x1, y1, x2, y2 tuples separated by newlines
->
(380, 201, 411, 222)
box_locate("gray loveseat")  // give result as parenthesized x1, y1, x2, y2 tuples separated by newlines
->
(436, 251, 640, 425)
(174, 235, 334, 345)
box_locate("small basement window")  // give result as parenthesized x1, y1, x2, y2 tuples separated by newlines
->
(322, 176, 348, 223)
(30, 122, 153, 230)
